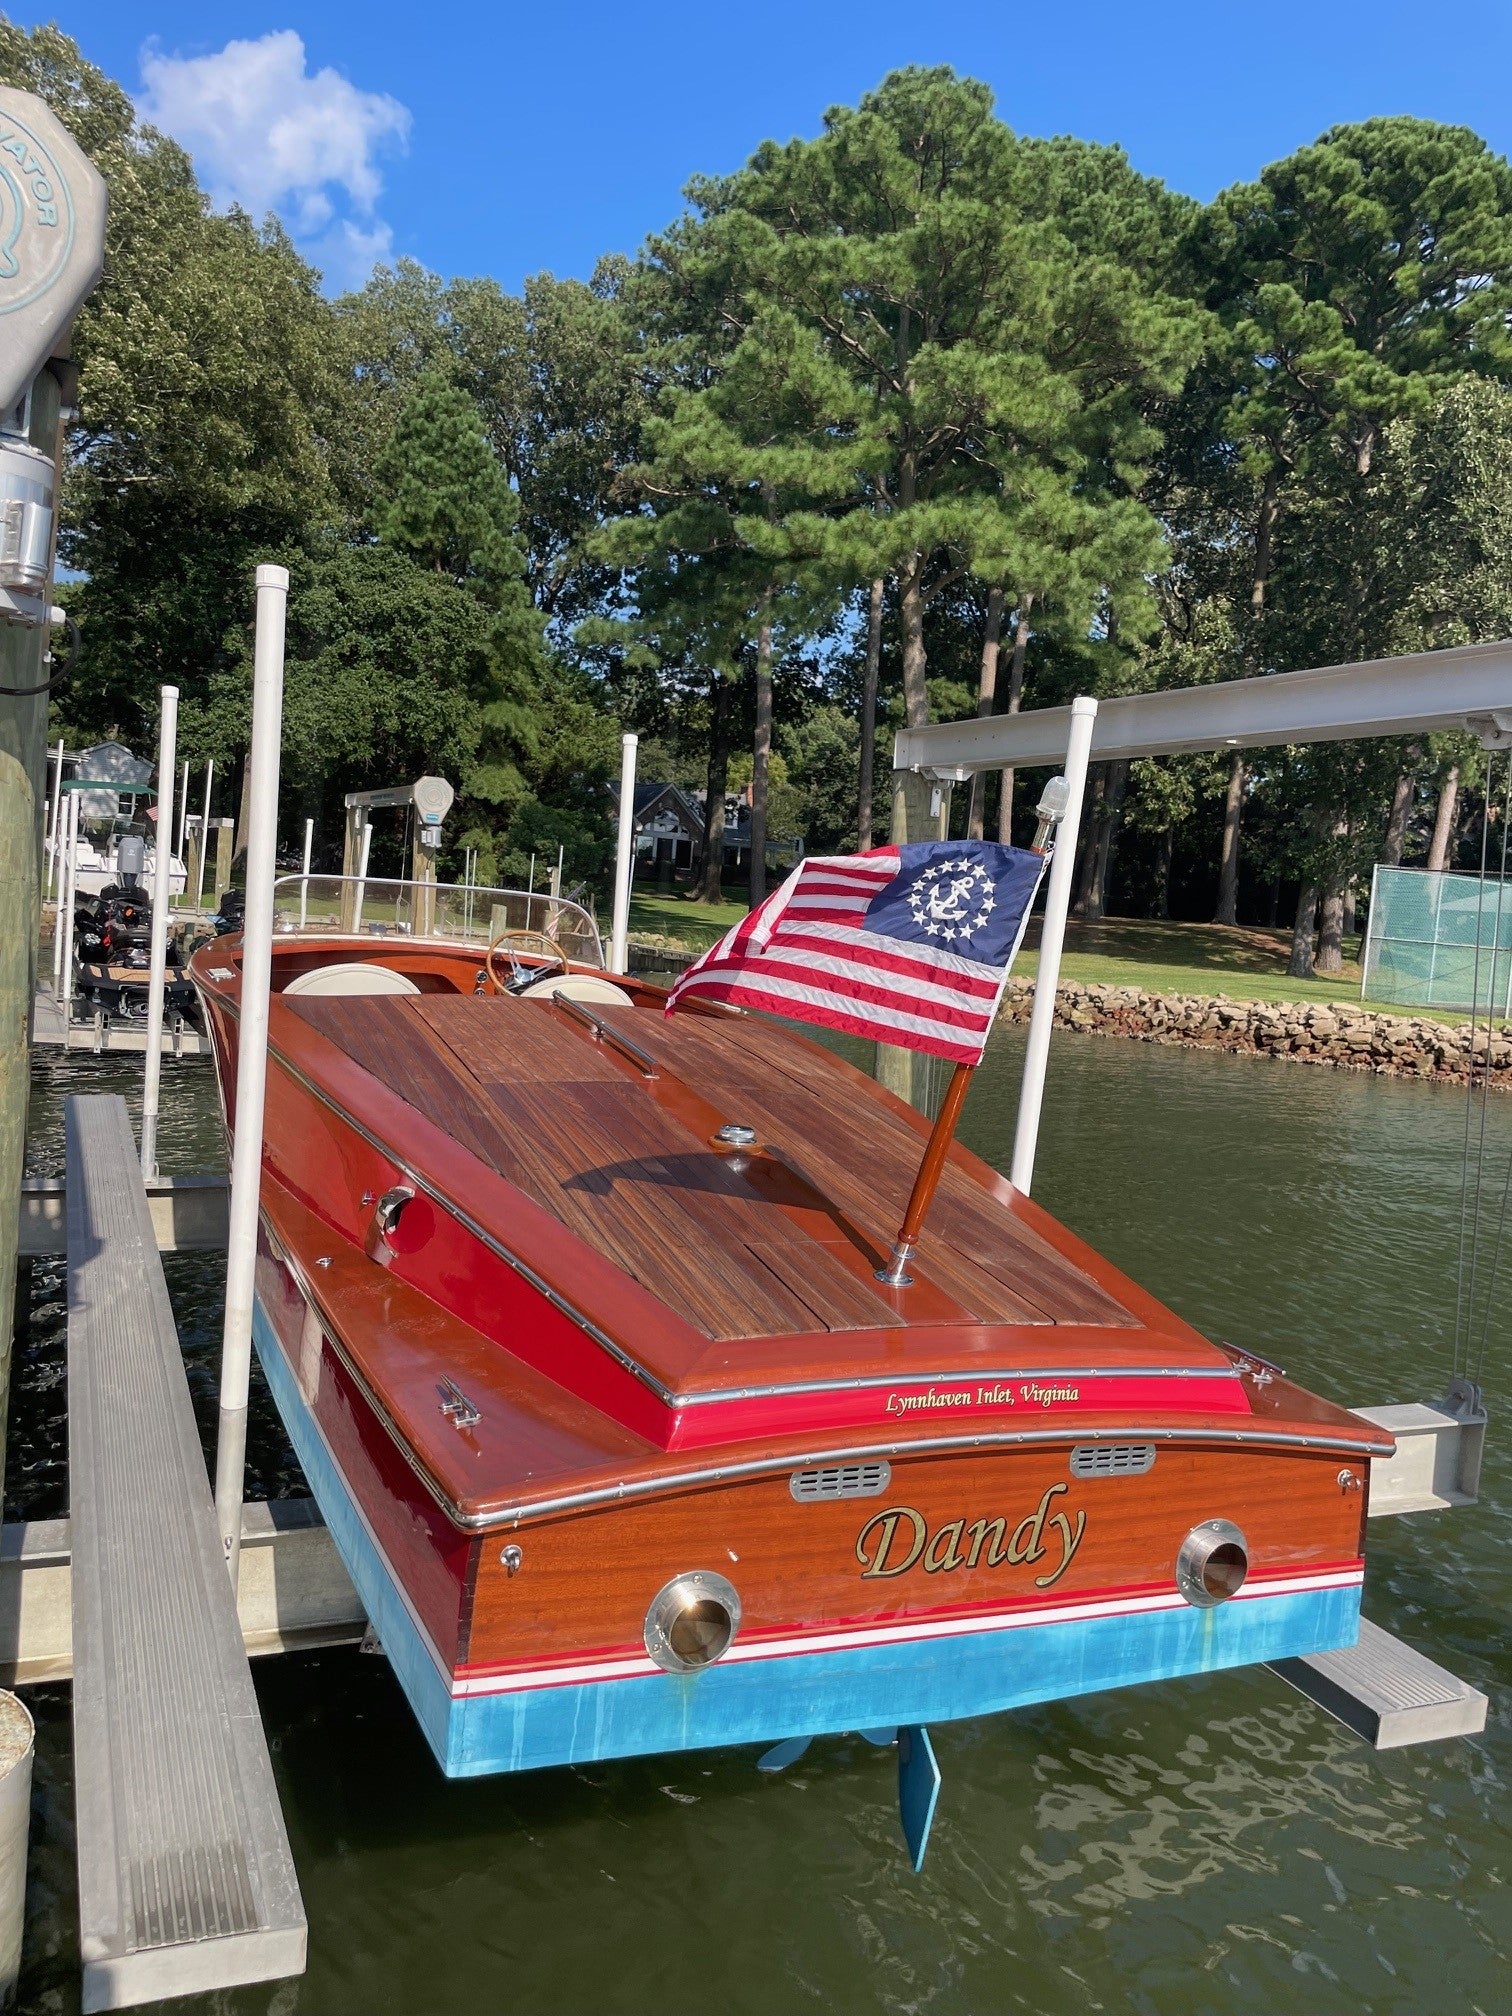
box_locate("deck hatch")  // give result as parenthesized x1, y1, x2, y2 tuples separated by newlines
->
(1070, 1442, 1156, 1478)
(790, 1461, 892, 1501)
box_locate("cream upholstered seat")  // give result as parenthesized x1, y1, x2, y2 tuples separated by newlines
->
(282, 962, 422, 998)
(516, 971, 634, 1007)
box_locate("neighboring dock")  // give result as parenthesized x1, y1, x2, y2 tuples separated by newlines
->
(31, 982, 209, 1058)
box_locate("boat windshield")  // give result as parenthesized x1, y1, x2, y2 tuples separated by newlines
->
(271, 874, 606, 970)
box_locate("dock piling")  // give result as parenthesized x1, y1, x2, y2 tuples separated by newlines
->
(0, 1692, 32, 2005)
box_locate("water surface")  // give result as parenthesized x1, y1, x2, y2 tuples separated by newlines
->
(12, 1030, 1508, 2016)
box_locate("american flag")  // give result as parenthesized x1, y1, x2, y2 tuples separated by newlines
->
(665, 841, 1046, 1063)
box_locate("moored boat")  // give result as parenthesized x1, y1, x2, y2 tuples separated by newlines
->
(191, 886, 1391, 1854)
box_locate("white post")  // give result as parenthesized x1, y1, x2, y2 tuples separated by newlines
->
(193, 758, 214, 912)
(214, 565, 288, 1586)
(352, 818, 372, 933)
(44, 739, 64, 900)
(52, 791, 76, 998)
(174, 758, 190, 895)
(1010, 695, 1097, 1196)
(299, 816, 313, 928)
(609, 731, 638, 975)
(139, 685, 179, 1177)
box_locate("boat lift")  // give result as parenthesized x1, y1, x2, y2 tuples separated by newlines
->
(338, 775, 454, 935)
(12, 594, 1503, 2004)
(894, 643, 1508, 1750)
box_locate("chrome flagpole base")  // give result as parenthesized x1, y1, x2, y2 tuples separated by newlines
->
(876, 1241, 916, 1288)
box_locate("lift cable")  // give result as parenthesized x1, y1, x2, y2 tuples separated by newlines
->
(1454, 748, 1512, 1387)
(1468, 749, 1512, 1386)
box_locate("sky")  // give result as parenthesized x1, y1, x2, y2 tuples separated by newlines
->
(24, 1, 1512, 293)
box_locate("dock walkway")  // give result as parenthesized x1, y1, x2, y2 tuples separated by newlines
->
(66, 1095, 305, 2010)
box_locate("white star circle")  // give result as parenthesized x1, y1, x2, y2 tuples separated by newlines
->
(905, 860, 998, 944)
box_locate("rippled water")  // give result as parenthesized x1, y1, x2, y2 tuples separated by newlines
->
(12, 1030, 1509, 2016)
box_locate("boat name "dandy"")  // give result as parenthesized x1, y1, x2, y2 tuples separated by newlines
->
(855, 1484, 1087, 1589)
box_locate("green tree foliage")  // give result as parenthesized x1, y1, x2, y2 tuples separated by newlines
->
(338, 261, 645, 624)
(675, 69, 1201, 729)
(0, 23, 344, 750)
(14, 18, 1512, 935)
(328, 372, 556, 833)
(373, 373, 522, 584)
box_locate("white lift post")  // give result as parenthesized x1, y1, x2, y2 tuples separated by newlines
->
(214, 565, 287, 1587)
(1010, 696, 1096, 1195)
(51, 787, 75, 998)
(193, 759, 214, 914)
(44, 737, 64, 901)
(610, 731, 638, 975)
(299, 817, 313, 928)
(138, 684, 178, 1177)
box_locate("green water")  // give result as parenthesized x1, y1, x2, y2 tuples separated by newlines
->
(13, 1031, 1509, 2016)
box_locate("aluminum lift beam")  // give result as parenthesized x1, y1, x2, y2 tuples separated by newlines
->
(66, 1095, 305, 2010)
(1270, 1621, 1488, 1749)
(893, 638, 1512, 774)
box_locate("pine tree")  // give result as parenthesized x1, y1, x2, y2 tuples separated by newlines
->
(374, 374, 548, 824)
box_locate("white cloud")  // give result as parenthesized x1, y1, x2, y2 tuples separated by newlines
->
(137, 30, 411, 288)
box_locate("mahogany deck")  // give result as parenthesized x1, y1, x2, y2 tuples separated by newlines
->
(286, 991, 1133, 1344)
(256, 1176, 1394, 1529)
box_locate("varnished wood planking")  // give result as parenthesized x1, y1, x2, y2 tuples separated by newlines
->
(603, 1007, 1130, 1327)
(296, 995, 913, 1340)
(464, 1438, 1369, 1670)
(290, 996, 756, 1331)
(292, 990, 1114, 1334)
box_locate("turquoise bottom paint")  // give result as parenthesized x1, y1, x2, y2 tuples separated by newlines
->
(254, 1300, 1362, 1781)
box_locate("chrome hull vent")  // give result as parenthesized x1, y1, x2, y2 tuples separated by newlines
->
(790, 1461, 892, 1502)
(1070, 1442, 1156, 1479)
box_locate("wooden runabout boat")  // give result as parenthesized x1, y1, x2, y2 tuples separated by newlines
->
(191, 904, 1391, 1859)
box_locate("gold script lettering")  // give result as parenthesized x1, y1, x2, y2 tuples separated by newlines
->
(1006, 1483, 1066, 1565)
(856, 1506, 927, 1578)
(1037, 1506, 1088, 1588)
(924, 1519, 966, 1573)
(856, 1487, 1087, 1585)
(965, 1516, 1006, 1567)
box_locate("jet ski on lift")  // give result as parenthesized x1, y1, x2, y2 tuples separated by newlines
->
(73, 835, 199, 1031)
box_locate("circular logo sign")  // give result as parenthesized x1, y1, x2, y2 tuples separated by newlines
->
(0, 107, 77, 316)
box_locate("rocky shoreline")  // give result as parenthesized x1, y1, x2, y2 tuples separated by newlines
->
(999, 978, 1511, 1087)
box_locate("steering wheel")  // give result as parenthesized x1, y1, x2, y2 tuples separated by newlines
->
(484, 926, 567, 996)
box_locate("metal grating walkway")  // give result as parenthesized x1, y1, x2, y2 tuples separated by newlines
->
(66, 1096, 305, 2011)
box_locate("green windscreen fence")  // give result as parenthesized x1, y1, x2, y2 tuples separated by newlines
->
(1362, 865, 1512, 1012)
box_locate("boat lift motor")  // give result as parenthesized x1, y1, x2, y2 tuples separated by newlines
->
(338, 775, 457, 934)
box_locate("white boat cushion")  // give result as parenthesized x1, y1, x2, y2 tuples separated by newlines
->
(517, 972, 634, 1007)
(282, 962, 422, 997)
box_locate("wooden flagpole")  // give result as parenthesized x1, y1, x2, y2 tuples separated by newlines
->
(875, 1060, 974, 1287)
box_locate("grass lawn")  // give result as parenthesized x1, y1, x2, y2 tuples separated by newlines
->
(628, 889, 749, 950)
(628, 891, 1491, 1026)
(1016, 916, 1369, 1008)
